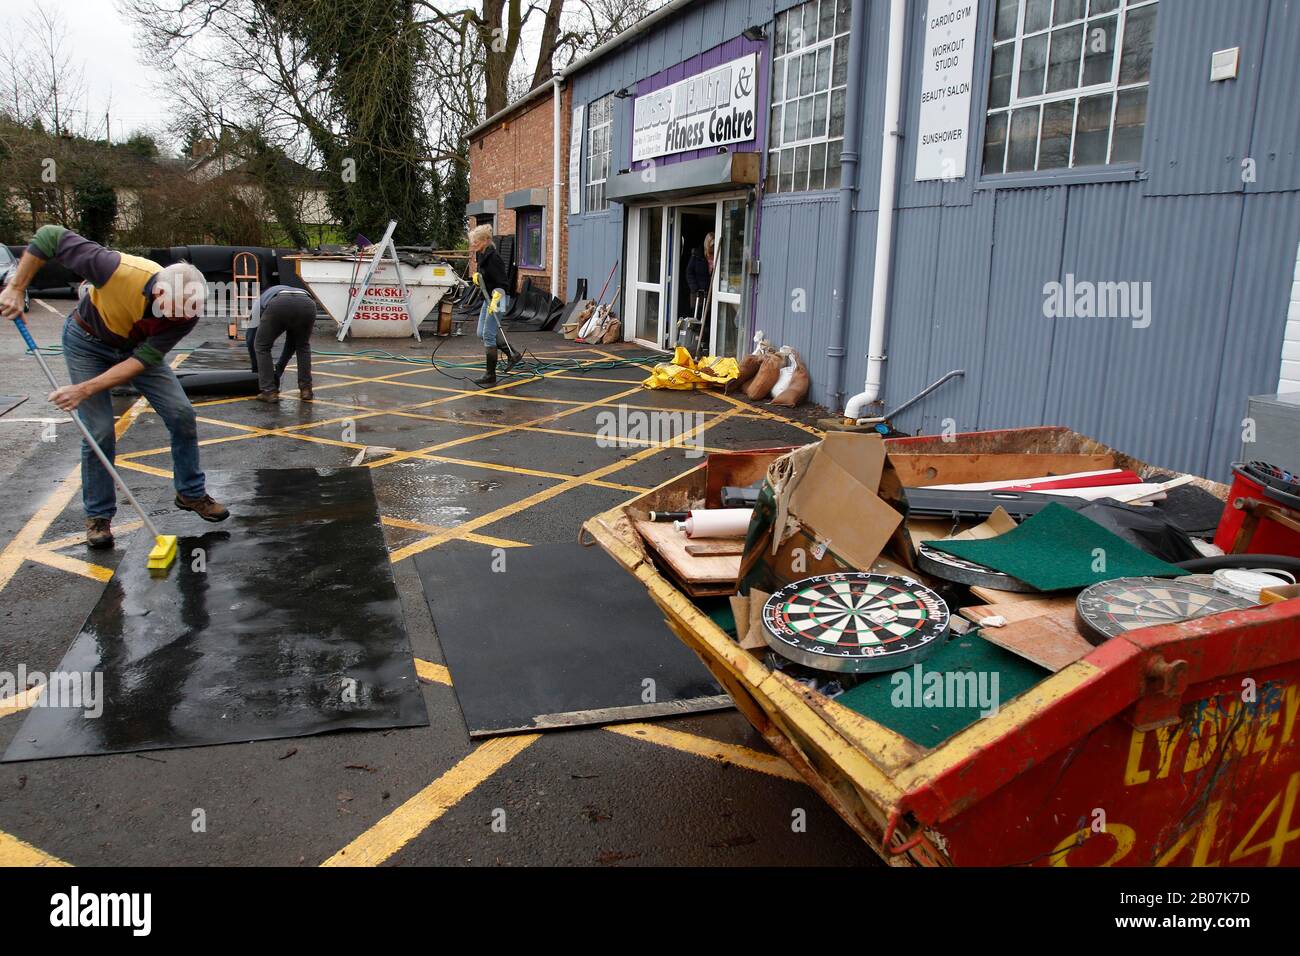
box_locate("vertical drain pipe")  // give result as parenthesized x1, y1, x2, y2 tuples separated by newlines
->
(844, 0, 906, 421)
(826, 0, 868, 409)
(551, 76, 564, 300)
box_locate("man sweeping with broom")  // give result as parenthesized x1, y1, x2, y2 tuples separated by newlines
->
(0, 226, 229, 551)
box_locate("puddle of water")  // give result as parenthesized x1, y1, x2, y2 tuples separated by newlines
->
(378, 463, 504, 523)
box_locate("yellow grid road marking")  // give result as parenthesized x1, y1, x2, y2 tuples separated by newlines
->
(380, 517, 528, 551)
(0, 829, 70, 867)
(0, 684, 46, 719)
(0, 356, 169, 594)
(716, 391, 824, 438)
(41, 520, 143, 552)
(321, 735, 539, 867)
(25, 549, 113, 583)
(605, 723, 803, 782)
(363, 384, 647, 471)
(406, 453, 647, 492)
(413, 658, 451, 685)
(0, 472, 85, 592)
(386, 406, 741, 564)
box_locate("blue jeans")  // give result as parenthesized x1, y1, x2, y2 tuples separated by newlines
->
(476, 291, 509, 349)
(61, 317, 206, 519)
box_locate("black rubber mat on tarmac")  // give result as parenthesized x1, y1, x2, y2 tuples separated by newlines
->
(414, 542, 731, 737)
(3, 467, 429, 762)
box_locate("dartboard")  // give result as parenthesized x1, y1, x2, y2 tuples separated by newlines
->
(762, 573, 950, 673)
(916, 542, 1037, 593)
(1075, 576, 1254, 641)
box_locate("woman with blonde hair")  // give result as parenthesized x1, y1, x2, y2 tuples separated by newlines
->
(467, 224, 522, 385)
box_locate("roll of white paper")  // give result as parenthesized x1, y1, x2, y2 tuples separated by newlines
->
(674, 508, 753, 539)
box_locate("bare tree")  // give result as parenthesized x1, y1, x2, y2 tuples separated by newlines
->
(115, 0, 666, 244)
(26, 2, 87, 137)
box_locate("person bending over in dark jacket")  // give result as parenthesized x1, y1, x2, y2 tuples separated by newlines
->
(252, 285, 316, 403)
(467, 224, 522, 385)
(245, 299, 295, 389)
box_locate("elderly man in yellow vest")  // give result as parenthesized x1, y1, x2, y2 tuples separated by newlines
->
(0, 226, 229, 549)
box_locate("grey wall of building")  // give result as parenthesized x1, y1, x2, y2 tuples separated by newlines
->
(566, 0, 1300, 479)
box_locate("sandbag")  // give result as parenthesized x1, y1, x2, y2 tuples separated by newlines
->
(599, 318, 622, 344)
(728, 353, 763, 395)
(769, 347, 796, 398)
(771, 348, 810, 407)
(744, 352, 783, 401)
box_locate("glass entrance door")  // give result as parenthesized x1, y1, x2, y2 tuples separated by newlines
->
(627, 205, 667, 349)
(624, 194, 751, 355)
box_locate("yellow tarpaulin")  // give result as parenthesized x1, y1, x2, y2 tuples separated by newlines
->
(642, 347, 739, 390)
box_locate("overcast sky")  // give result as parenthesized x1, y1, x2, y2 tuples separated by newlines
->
(1, 0, 165, 143)
(0, 0, 614, 152)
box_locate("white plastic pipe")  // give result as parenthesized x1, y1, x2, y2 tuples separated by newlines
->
(551, 76, 563, 299)
(844, 0, 906, 422)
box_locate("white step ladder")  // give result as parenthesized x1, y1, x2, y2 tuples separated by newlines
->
(336, 220, 421, 342)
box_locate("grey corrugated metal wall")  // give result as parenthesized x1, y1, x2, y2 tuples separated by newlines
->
(564, 0, 1300, 479)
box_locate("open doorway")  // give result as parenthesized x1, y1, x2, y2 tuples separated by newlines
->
(625, 194, 751, 356)
(674, 205, 715, 334)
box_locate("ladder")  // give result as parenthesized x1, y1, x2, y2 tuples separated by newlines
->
(337, 220, 420, 342)
(231, 251, 261, 339)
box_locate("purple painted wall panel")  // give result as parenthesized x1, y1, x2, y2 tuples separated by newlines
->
(632, 35, 767, 169)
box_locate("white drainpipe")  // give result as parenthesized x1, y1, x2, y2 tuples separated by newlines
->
(551, 76, 563, 299)
(844, 0, 906, 422)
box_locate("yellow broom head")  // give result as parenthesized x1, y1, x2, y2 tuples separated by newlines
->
(147, 534, 178, 574)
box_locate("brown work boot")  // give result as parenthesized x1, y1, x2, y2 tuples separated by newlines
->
(85, 517, 113, 550)
(299, 386, 314, 401)
(256, 390, 279, 404)
(175, 493, 230, 523)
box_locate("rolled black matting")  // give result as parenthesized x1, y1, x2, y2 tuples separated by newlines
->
(413, 542, 730, 736)
(179, 340, 255, 371)
(173, 368, 261, 396)
(114, 341, 281, 397)
(3, 467, 429, 762)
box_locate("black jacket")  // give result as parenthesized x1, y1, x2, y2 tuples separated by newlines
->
(476, 243, 509, 293)
(686, 250, 711, 295)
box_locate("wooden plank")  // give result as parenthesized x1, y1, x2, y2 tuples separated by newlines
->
(969, 584, 1070, 605)
(686, 541, 745, 556)
(635, 519, 740, 584)
(960, 595, 1078, 624)
(887, 453, 1116, 488)
(977, 616, 1095, 672)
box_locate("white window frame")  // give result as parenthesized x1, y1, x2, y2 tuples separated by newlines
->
(984, 0, 1158, 175)
(585, 94, 614, 213)
(766, 0, 851, 194)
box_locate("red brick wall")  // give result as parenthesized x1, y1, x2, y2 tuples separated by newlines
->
(468, 85, 571, 297)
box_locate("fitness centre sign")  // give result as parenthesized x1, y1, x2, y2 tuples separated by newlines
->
(632, 53, 758, 163)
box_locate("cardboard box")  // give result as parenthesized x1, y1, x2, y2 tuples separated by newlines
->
(739, 433, 902, 592)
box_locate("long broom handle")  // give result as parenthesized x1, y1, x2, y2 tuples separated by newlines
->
(13, 317, 162, 540)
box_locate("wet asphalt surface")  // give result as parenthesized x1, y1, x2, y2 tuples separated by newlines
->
(0, 302, 878, 866)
